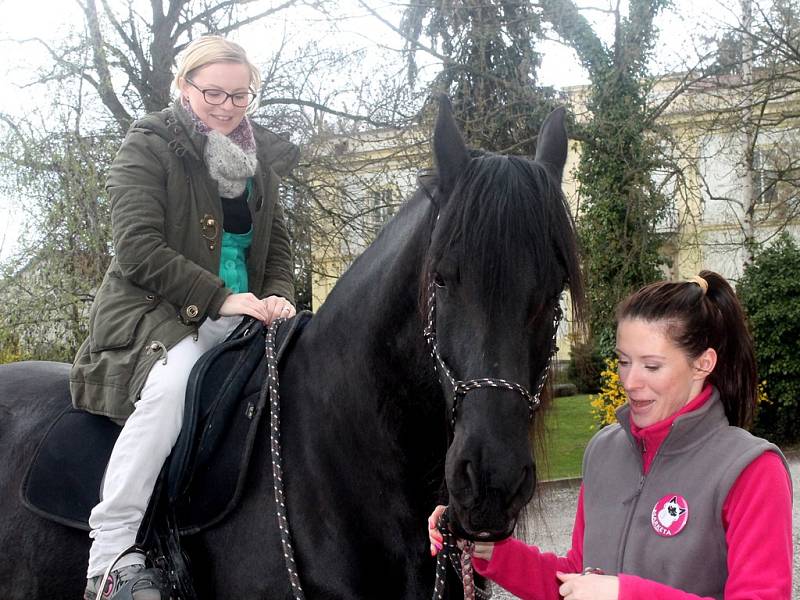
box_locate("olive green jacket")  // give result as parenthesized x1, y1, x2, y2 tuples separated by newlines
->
(70, 101, 298, 420)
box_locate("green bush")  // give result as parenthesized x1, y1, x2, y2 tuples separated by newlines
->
(0, 330, 29, 365)
(567, 339, 604, 393)
(738, 233, 800, 444)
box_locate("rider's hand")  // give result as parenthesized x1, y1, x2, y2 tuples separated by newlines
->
(262, 295, 295, 323)
(218, 293, 295, 325)
(219, 293, 272, 322)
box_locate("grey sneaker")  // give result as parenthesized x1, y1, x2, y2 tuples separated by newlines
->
(84, 564, 167, 600)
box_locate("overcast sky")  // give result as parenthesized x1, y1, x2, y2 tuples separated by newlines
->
(0, 0, 729, 261)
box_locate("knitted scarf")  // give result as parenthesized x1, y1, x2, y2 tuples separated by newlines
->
(180, 97, 257, 197)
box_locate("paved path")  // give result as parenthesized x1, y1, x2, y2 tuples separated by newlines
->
(490, 455, 800, 599)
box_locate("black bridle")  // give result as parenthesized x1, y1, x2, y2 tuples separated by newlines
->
(418, 168, 563, 428)
(424, 280, 563, 600)
(423, 278, 563, 429)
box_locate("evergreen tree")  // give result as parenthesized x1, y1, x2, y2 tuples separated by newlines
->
(400, 0, 562, 154)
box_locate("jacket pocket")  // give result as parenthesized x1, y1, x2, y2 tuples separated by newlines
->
(90, 275, 163, 352)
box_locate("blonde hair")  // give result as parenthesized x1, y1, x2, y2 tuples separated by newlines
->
(173, 36, 261, 111)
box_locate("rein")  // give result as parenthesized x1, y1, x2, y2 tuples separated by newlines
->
(263, 318, 306, 600)
(432, 507, 490, 600)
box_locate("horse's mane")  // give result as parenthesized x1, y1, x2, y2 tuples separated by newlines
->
(425, 151, 584, 319)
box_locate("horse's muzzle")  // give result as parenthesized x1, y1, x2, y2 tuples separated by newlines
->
(446, 468, 534, 542)
(447, 510, 518, 542)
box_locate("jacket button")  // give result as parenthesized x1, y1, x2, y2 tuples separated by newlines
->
(209, 244, 215, 251)
(186, 305, 199, 319)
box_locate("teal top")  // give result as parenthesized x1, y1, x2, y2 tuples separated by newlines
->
(219, 228, 253, 293)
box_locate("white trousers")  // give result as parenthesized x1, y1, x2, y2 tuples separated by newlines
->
(87, 315, 241, 578)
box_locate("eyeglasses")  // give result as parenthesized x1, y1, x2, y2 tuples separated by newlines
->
(185, 79, 257, 108)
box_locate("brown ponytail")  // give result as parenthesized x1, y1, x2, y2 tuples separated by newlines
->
(616, 270, 757, 428)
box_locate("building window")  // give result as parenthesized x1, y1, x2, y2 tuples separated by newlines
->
(371, 187, 396, 228)
(753, 148, 778, 205)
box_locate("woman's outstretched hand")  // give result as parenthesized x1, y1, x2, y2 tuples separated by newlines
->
(428, 505, 447, 556)
(427, 505, 495, 561)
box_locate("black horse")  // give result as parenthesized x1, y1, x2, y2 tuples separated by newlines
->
(0, 97, 582, 598)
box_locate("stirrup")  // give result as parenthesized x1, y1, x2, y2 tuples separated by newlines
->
(91, 546, 168, 600)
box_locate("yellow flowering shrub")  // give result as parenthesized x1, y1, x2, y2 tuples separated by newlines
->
(757, 380, 769, 406)
(589, 358, 626, 428)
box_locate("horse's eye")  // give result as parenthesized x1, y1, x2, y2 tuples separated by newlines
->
(433, 272, 446, 288)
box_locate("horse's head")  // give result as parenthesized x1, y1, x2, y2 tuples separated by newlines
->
(423, 96, 582, 541)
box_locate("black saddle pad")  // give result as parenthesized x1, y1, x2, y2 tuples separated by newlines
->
(21, 312, 311, 534)
(21, 406, 121, 530)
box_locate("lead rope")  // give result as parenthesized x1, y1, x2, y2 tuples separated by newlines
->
(264, 319, 306, 600)
(432, 508, 492, 600)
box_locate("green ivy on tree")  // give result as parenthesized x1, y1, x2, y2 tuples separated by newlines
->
(738, 233, 800, 444)
(542, 0, 671, 358)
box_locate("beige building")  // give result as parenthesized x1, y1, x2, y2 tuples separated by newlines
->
(307, 125, 429, 309)
(308, 80, 800, 358)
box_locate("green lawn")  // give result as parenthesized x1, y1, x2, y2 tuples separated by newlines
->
(537, 394, 596, 481)
(533, 395, 800, 480)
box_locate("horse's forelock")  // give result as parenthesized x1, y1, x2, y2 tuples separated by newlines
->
(428, 153, 580, 313)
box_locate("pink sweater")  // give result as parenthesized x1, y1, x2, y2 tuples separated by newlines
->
(473, 388, 793, 599)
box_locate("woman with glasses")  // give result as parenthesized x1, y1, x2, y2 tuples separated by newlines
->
(71, 35, 298, 600)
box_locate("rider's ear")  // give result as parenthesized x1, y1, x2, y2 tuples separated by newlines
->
(433, 95, 470, 200)
(534, 107, 568, 183)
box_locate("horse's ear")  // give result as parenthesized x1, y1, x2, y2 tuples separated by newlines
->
(534, 107, 568, 183)
(433, 95, 470, 198)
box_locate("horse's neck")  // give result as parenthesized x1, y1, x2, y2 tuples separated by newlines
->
(277, 194, 446, 525)
(302, 193, 435, 389)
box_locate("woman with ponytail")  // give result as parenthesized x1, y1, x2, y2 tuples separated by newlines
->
(429, 271, 793, 600)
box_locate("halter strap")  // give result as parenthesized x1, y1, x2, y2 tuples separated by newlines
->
(423, 279, 562, 428)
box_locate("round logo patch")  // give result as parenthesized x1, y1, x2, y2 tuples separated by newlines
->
(651, 494, 688, 537)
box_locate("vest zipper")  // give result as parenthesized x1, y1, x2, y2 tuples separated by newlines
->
(617, 472, 646, 572)
(616, 425, 673, 573)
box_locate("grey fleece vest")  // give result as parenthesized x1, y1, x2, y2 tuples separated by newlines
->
(582, 389, 787, 599)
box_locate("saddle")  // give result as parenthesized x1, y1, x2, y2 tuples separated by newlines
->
(21, 312, 311, 534)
